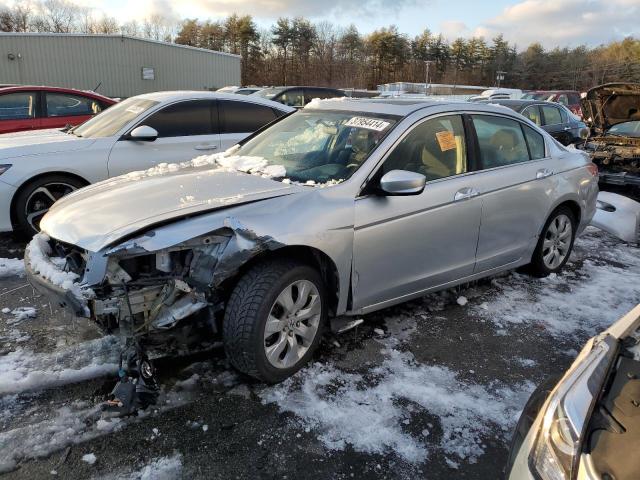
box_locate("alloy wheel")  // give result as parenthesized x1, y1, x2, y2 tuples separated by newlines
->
(542, 213, 573, 270)
(264, 279, 322, 369)
(24, 182, 77, 232)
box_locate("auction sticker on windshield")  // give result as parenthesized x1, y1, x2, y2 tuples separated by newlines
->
(344, 117, 391, 131)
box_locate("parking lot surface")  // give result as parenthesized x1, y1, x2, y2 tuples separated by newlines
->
(1, 227, 638, 479)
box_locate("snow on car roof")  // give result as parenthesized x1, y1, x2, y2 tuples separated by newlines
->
(304, 96, 521, 118)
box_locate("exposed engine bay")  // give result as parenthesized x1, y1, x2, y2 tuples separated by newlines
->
(580, 83, 640, 186)
(26, 219, 284, 414)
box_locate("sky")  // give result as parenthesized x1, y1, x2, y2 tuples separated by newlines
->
(13, 0, 640, 49)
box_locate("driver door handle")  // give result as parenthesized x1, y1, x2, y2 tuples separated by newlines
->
(454, 187, 479, 201)
(536, 168, 554, 179)
(194, 144, 218, 151)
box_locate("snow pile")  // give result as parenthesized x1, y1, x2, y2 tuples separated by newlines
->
(0, 336, 119, 395)
(305, 96, 351, 109)
(0, 257, 24, 278)
(262, 348, 532, 465)
(25, 233, 94, 301)
(475, 228, 640, 337)
(121, 144, 287, 182)
(82, 453, 97, 464)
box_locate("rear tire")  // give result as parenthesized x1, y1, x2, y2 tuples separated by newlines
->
(526, 206, 576, 277)
(13, 174, 86, 237)
(223, 258, 326, 383)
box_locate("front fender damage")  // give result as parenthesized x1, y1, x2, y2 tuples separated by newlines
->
(33, 218, 283, 414)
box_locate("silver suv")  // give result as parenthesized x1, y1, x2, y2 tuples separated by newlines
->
(26, 99, 599, 393)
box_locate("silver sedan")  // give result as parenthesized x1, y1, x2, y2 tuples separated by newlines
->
(26, 98, 599, 392)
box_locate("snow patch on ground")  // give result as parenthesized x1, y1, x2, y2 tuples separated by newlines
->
(262, 348, 533, 465)
(475, 229, 640, 337)
(0, 258, 24, 278)
(6, 306, 37, 325)
(101, 453, 183, 480)
(0, 336, 119, 395)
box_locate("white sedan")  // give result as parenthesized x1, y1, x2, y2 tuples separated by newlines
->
(0, 91, 294, 234)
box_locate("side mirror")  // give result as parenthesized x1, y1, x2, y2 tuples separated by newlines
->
(129, 125, 158, 141)
(379, 170, 426, 196)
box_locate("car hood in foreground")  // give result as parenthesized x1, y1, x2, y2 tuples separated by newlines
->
(582, 83, 640, 133)
(40, 167, 304, 252)
(0, 128, 94, 160)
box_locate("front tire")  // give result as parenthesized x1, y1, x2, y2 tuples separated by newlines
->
(527, 206, 576, 277)
(223, 258, 326, 383)
(13, 174, 85, 236)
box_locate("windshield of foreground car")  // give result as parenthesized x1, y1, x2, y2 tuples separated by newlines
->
(71, 97, 159, 138)
(606, 120, 640, 138)
(236, 110, 398, 184)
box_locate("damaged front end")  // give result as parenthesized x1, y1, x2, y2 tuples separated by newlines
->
(25, 218, 282, 413)
(580, 83, 640, 186)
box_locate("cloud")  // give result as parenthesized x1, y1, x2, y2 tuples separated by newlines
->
(470, 0, 640, 49)
(170, 0, 420, 20)
(439, 20, 470, 39)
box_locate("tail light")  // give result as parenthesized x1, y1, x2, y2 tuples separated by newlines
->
(587, 163, 598, 177)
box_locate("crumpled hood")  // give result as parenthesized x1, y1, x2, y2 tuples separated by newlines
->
(40, 166, 303, 252)
(582, 83, 640, 133)
(0, 128, 95, 160)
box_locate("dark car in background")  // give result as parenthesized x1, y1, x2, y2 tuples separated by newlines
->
(0, 85, 116, 134)
(522, 90, 583, 116)
(252, 86, 345, 108)
(483, 99, 589, 145)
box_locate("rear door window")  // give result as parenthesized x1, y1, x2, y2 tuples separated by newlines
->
(521, 105, 542, 126)
(541, 105, 563, 125)
(471, 115, 530, 168)
(141, 100, 213, 138)
(219, 100, 278, 133)
(0, 92, 37, 120)
(383, 115, 467, 181)
(45, 93, 103, 117)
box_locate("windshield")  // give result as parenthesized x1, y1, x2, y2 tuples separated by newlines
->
(606, 120, 640, 138)
(236, 110, 398, 184)
(254, 87, 286, 100)
(72, 97, 159, 138)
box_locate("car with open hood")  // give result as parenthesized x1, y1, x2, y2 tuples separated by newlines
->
(580, 83, 640, 187)
(24, 97, 598, 412)
(506, 303, 640, 480)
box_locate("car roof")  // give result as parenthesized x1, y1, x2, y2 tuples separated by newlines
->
(304, 97, 529, 117)
(481, 99, 568, 110)
(0, 85, 115, 102)
(133, 90, 295, 111)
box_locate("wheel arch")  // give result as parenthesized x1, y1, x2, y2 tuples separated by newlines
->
(218, 244, 341, 318)
(9, 171, 91, 226)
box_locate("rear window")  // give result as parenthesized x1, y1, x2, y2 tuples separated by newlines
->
(522, 124, 546, 159)
(0, 92, 37, 120)
(219, 100, 278, 133)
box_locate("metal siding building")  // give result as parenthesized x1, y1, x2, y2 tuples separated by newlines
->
(0, 33, 241, 98)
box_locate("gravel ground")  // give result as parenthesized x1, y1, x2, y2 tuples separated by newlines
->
(0, 227, 638, 479)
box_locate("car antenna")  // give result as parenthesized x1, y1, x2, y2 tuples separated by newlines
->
(93, 82, 102, 93)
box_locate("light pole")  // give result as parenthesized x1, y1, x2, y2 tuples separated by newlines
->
(424, 60, 434, 96)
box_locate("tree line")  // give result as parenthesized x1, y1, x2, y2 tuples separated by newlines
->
(2, 0, 640, 91)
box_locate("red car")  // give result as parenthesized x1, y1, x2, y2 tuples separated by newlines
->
(0, 85, 116, 134)
(522, 90, 583, 117)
